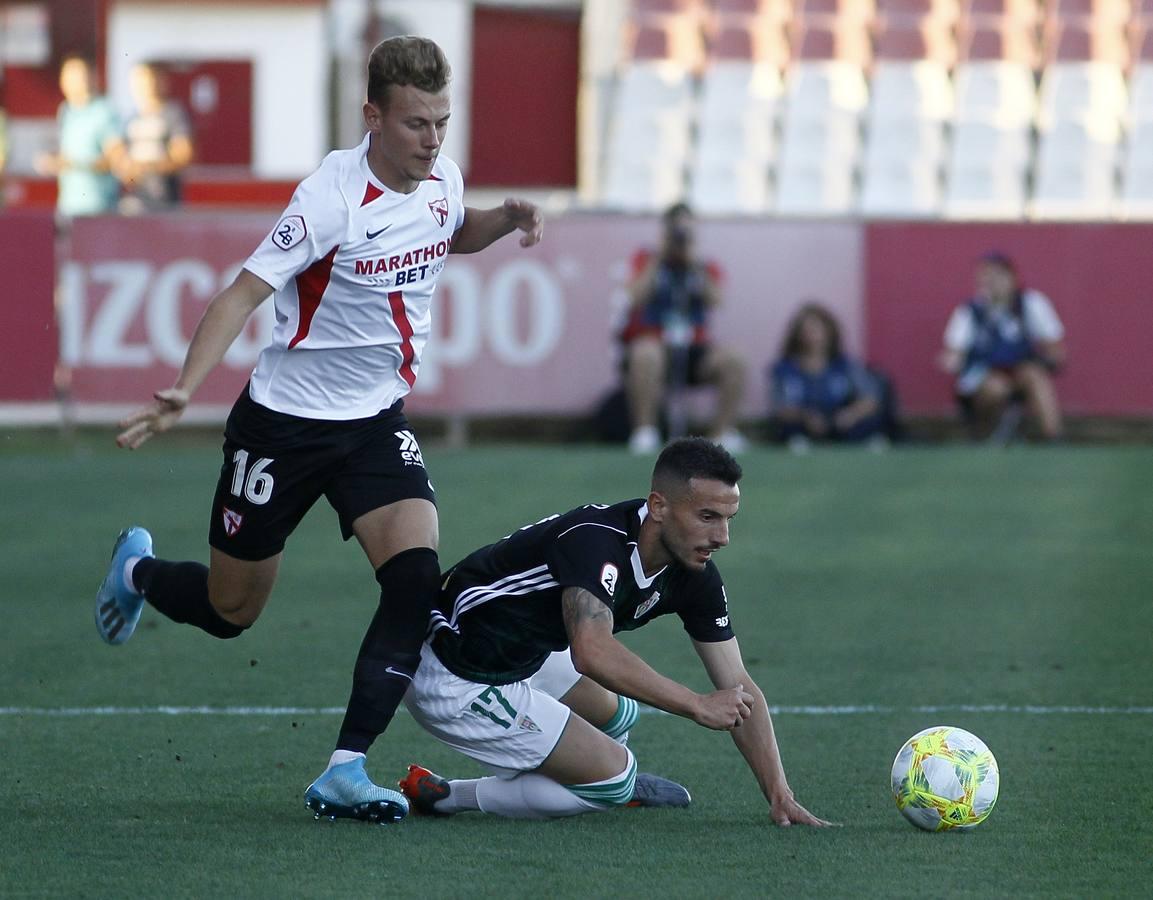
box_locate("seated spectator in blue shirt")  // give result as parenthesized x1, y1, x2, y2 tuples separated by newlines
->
(939, 252, 1065, 442)
(769, 303, 893, 448)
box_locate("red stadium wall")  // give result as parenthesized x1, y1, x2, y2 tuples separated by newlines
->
(865, 223, 1153, 416)
(1, 215, 1150, 419)
(0, 211, 58, 402)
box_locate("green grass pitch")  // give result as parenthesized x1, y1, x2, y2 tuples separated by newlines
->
(2, 432, 1151, 898)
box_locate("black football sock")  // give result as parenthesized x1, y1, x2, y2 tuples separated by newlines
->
(132, 558, 246, 640)
(336, 547, 439, 754)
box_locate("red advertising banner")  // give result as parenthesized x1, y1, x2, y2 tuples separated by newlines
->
(865, 223, 1153, 415)
(56, 213, 865, 418)
(0, 211, 58, 402)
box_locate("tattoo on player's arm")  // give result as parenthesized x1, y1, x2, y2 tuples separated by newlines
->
(562, 588, 614, 633)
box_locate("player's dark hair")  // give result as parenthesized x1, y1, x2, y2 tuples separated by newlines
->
(979, 251, 1018, 279)
(781, 300, 844, 361)
(662, 201, 692, 224)
(652, 438, 742, 493)
(367, 36, 452, 111)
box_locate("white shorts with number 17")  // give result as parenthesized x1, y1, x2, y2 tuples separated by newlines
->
(403, 643, 582, 777)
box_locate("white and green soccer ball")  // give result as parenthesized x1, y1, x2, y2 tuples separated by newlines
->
(891, 726, 999, 832)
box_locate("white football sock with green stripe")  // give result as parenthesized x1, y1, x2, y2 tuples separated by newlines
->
(470, 749, 637, 819)
(600, 696, 639, 745)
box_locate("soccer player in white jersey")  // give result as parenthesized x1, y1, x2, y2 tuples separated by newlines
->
(397, 438, 832, 827)
(93, 36, 543, 824)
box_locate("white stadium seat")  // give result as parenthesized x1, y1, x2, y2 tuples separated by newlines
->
(949, 120, 1032, 168)
(688, 158, 773, 214)
(869, 60, 954, 123)
(774, 157, 857, 215)
(601, 157, 687, 213)
(953, 61, 1037, 127)
(864, 118, 947, 169)
(1117, 120, 1153, 220)
(943, 163, 1028, 219)
(1031, 118, 1121, 219)
(1037, 62, 1128, 130)
(858, 159, 943, 216)
(1128, 65, 1153, 125)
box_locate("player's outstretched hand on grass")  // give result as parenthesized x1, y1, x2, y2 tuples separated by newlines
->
(116, 388, 190, 449)
(503, 197, 543, 247)
(695, 683, 755, 731)
(770, 786, 838, 828)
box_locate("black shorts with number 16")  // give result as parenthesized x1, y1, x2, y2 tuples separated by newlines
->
(208, 386, 436, 561)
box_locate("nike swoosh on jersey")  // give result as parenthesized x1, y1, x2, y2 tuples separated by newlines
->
(366, 224, 392, 239)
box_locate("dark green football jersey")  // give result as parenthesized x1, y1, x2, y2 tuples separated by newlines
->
(430, 499, 734, 684)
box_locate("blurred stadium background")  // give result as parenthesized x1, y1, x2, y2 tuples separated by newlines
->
(0, 0, 1150, 438)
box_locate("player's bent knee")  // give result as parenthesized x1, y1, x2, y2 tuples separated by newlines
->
(564, 747, 637, 810)
(600, 696, 639, 744)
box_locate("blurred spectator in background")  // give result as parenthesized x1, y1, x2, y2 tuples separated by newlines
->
(940, 252, 1065, 443)
(620, 203, 747, 454)
(768, 302, 898, 451)
(117, 62, 194, 214)
(35, 56, 123, 218)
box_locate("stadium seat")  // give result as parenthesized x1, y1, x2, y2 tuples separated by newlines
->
(1117, 119, 1153, 219)
(953, 25, 1038, 126)
(953, 63, 1038, 127)
(942, 161, 1029, 218)
(1129, 30, 1153, 122)
(1038, 24, 1129, 128)
(601, 157, 688, 212)
(870, 63, 954, 121)
(866, 118, 949, 168)
(1031, 117, 1122, 218)
(774, 157, 858, 213)
(688, 157, 774, 213)
(950, 120, 1033, 167)
(696, 61, 783, 164)
(858, 159, 944, 215)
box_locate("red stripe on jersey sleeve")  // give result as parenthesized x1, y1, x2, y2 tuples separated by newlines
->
(361, 182, 384, 206)
(387, 290, 417, 387)
(288, 246, 339, 349)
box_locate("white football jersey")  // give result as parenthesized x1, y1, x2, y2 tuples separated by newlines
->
(242, 133, 466, 419)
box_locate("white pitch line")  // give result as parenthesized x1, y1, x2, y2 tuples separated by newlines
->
(1, 704, 1151, 717)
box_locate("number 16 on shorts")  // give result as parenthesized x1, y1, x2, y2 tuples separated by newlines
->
(230, 449, 275, 505)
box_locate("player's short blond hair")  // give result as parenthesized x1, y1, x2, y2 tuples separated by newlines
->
(367, 36, 452, 111)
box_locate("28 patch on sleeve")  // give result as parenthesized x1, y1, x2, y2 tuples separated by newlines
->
(600, 563, 619, 597)
(271, 215, 308, 251)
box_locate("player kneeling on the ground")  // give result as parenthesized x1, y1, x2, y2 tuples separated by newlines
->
(397, 438, 831, 825)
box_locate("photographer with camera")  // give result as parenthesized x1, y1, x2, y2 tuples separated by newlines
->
(619, 203, 748, 455)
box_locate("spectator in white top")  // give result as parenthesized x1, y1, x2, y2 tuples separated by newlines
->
(940, 252, 1066, 441)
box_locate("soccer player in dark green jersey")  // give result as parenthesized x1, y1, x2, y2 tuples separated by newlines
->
(398, 438, 831, 826)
